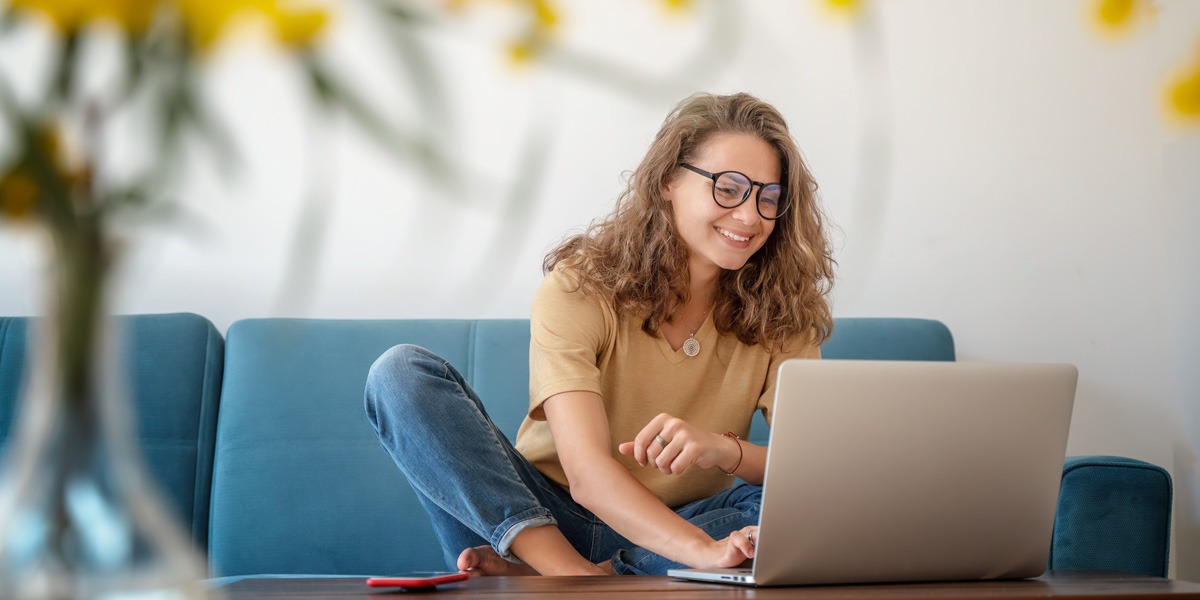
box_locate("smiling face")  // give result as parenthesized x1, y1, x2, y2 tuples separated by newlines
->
(664, 132, 781, 282)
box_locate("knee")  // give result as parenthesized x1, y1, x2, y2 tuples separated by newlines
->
(369, 344, 438, 380)
(730, 483, 763, 510)
(364, 344, 442, 424)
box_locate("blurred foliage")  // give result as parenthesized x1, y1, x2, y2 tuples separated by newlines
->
(1, 0, 1195, 274)
(0, 1, 352, 238)
(0, 0, 731, 240)
(0, 0, 624, 403)
(0, 0, 727, 364)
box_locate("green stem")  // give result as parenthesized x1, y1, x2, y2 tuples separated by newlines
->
(51, 211, 108, 413)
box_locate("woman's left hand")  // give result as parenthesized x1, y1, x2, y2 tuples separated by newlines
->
(618, 413, 740, 475)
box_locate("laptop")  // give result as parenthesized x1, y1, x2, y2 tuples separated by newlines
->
(668, 359, 1077, 587)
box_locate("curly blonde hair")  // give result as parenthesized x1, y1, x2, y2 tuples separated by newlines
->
(544, 92, 835, 349)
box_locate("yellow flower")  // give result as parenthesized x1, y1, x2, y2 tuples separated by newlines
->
(530, 0, 557, 32)
(174, 0, 331, 50)
(502, 0, 555, 65)
(1087, 0, 1156, 37)
(87, 0, 160, 32)
(264, 3, 330, 47)
(659, 0, 693, 13)
(1166, 56, 1200, 123)
(507, 38, 536, 65)
(1095, 0, 1136, 29)
(0, 169, 40, 222)
(175, 0, 259, 49)
(8, 0, 86, 31)
(8, 0, 159, 33)
(819, 0, 862, 20)
(440, 0, 556, 62)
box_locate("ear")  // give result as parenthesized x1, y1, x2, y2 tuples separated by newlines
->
(662, 175, 677, 202)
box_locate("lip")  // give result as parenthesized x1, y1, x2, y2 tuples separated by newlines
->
(715, 226, 754, 248)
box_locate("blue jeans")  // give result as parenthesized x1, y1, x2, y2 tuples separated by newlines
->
(364, 344, 761, 575)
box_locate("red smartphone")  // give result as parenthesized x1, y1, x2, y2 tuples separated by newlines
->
(366, 571, 470, 589)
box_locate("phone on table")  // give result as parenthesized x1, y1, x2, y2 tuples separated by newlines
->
(366, 571, 470, 589)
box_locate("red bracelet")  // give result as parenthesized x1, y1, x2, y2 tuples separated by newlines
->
(720, 431, 742, 476)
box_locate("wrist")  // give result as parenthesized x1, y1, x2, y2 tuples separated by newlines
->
(719, 431, 743, 475)
(681, 531, 720, 568)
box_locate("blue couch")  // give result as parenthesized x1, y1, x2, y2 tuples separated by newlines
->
(0, 313, 1173, 579)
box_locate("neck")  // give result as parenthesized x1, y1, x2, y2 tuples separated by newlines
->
(678, 268, 716, 331)
(687, 261, 719, 305)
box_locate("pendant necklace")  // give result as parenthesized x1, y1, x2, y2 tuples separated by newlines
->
(681, 311, 708, 358)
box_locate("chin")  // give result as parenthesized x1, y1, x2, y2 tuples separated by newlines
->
(716, 257, 753, 271)
(724, 248, 767, 270)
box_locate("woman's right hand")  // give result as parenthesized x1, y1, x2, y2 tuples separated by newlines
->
(694, 526, 758, 568)
(619, 413, 740, 475)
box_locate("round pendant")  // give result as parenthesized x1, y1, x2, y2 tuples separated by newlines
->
(682, 336, 701, 357)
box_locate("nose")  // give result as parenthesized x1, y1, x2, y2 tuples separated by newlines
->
(731, 192, 762, 225)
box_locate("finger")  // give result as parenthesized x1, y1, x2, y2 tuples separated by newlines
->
(655, 442, 682, 474)
(618, 442, 634, 456)
(716, 533, 754, 568)
(668, 445, 697, 475)
(646, 433, 668, 467)
(655, 414, 680, 441)
(734, 531, 755, 558)
(634, 416, 669, 465)
(745, 526, 758, 547)
(632, 430, 653, 466)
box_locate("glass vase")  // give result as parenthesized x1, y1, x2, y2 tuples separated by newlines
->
(0, 249, 213, 599)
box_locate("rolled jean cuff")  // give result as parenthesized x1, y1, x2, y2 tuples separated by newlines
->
(609, 548, 650, 575)
(492, 508, 557, 562)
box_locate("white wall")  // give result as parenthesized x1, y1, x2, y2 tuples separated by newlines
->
(2, 0, 1198, 578)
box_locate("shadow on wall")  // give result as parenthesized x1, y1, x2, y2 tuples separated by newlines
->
(1174, 444, 1200, 581)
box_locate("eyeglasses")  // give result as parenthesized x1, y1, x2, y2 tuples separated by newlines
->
(679, 163, 790, 220)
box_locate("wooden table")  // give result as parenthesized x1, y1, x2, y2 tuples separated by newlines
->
(216, 571, 1200, 599)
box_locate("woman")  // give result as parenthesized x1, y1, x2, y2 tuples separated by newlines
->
(365, 92, 835, 576)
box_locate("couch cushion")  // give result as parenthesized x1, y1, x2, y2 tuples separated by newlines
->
(208, 316, 954, 576)
(821, 317, 955, 361)
(209, 319, 529, 577)
(0, 313, 224, 549)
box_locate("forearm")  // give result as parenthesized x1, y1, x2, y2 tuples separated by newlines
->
(543, 392, 752, 567)
(570, 458, 715, 566)
(722, 436, 767, 485)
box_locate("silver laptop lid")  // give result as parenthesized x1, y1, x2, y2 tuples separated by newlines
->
(752, 360, 1077, 586)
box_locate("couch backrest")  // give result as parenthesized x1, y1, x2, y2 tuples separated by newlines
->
(747, 317, 955, 445)
(0, 313, 224, 550)
(208, 317, 953, 577)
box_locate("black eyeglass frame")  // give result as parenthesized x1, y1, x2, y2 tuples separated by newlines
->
(679, 163, 791, 221)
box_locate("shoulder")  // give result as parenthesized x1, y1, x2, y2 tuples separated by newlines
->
(774, 330, 822, 360)
(534, 266, 587, 311)
(539, 264, 583, 293)
(532, 265, 619, 331)
(534, 265, 614, 309)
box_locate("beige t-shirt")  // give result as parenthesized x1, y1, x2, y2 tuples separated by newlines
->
(514, 267, 821, 508)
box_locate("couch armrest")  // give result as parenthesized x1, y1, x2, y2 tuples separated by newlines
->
(1051, 455, 1172, 577)
(1, 313, 224, 550)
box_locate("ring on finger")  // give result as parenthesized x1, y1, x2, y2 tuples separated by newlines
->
(746, 530, 755, 545)
(654, 434, 669, 448)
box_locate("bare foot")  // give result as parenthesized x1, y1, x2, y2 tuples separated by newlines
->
(457, 545, 539, 576)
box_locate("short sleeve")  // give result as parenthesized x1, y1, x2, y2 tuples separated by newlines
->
(528, 268, 613, 420)
(756, 335, 822, 426)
